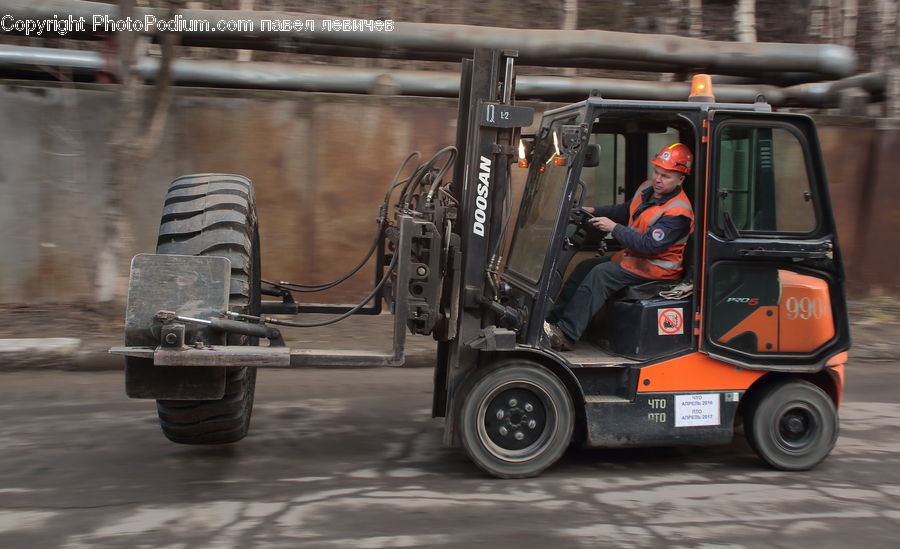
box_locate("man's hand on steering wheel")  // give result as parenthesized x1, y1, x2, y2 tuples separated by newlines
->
(589, 216, 617, 233)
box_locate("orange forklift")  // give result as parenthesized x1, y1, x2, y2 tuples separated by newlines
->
(114, 49, 850, 478)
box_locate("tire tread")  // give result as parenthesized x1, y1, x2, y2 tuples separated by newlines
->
(153, 173, 259, 445)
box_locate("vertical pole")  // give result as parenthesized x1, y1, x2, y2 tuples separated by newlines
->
(441, 49, 519, 445)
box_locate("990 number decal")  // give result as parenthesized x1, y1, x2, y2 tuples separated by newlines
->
(785, 296, 825, 320)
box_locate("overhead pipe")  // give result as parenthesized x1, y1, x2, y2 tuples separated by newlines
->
(1, 45, 882, 109)
(2, 0, 857, 80)
(713, 73, 831, 87)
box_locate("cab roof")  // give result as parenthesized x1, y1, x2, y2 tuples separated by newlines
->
(542, 96, 773, 119)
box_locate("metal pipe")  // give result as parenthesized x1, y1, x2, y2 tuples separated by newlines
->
(502, 57, 514, 104)
(1, 0, 857, 80)
(826, 71, 887, 96)
(0, 45, 881, 108)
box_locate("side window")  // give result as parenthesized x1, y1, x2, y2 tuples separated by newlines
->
(506, 114, 583, 283)
(582, 133, 625, 207)
(716, 125, 818, 235)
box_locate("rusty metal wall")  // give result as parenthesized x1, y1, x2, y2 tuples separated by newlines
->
(817, 120, 900, 297)
(0, 83, 896, 305)
(865, 130, 900, 295)
(0, 83, 460, 304)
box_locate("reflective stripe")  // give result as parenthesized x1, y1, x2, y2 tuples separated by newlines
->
(648, 199, 693, 226)
(632, 180, 653, 201)
(622, 253, 683, 270)
(674, 235, 690, 245)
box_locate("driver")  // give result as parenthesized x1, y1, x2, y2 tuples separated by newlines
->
(544, 143, 694, 351)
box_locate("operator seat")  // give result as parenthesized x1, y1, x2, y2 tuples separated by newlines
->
(588, 236, 695, 360)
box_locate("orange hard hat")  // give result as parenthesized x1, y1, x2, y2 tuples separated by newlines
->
(651, 143, 693, 175)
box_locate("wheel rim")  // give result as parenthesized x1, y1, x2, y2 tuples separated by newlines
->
(773, 403, 820, 453)
(476, 380, 557, 463)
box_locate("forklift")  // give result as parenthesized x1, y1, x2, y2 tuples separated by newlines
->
(113, 49, 850, 478)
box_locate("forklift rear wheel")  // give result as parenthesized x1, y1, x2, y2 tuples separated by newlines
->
(154, 174, 261, 444)
(744, 379, 838, 471)
(459, 361, 574, 479)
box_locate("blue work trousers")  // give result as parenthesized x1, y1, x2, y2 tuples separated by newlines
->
(550, 256, 651, 341)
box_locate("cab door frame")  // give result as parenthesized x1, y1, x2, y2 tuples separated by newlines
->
(700, 111, 850, 372)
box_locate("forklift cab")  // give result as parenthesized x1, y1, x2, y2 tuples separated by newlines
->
(502, 97, 849, 371)
(504, 102, 702, 362)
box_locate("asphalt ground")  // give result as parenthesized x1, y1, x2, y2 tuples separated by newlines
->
(0, 301, 898, 548)
(0, 363, 899, 548)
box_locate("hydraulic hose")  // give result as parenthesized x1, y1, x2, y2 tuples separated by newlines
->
(259, 146, 454, 327)
(399, 146, 457, 210)
(262, 151, 423, 293)
(262, 230, 382, 293)
(257, 252, 398, 328)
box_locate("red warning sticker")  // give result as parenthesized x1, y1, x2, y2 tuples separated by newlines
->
(658, 308, 684, 335)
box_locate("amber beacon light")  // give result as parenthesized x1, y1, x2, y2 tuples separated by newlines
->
(689, 74, 715, 102)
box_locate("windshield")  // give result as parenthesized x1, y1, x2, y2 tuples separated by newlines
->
(506, 113, 582, 284)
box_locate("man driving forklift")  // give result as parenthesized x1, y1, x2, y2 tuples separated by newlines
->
(544, 143, 694, 351)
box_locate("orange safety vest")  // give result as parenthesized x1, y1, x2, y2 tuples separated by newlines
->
(611, 180, 694, 280)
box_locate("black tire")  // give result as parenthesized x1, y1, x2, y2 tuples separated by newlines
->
(459, 361, 574, 478)
(154, 174, 261, 444)
(744, 379, 838, 471)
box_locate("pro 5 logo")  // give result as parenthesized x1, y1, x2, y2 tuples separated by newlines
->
(726, 297, 759, 306)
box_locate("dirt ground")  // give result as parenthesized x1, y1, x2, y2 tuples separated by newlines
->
(0, 296, 898, 367)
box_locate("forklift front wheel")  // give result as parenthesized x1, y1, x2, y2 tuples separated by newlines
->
(744, 379, 838, 471)
(459, 361, 574, 479)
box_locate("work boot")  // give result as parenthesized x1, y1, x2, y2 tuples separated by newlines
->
(543, 321, 574, 351)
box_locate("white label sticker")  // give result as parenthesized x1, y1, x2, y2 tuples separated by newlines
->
(657, 308, 684, 335)
(674, 394, 720, 427)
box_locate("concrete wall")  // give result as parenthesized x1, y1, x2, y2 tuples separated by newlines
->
(0, 83, 460, 304)
(0, 82, 896, 304)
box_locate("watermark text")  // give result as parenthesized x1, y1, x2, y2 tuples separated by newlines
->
(1, 13, 396, 36)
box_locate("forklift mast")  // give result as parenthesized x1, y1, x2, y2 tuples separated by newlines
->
(432, 50, 534, 439)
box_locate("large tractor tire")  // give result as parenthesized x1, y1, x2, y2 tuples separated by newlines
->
(459, 361, 574, 478)
(153, 174, 261, 444)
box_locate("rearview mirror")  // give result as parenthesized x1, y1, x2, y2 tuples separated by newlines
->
(583, 144, 601, 168)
